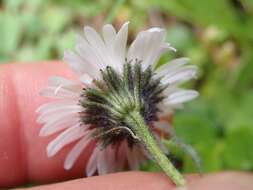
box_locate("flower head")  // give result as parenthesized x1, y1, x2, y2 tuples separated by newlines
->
(37, 22, 198, 186)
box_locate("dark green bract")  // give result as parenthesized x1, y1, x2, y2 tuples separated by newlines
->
(79, 61, 166, 148)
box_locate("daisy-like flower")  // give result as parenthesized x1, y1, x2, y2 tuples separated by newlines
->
(37, 22, 198, 186)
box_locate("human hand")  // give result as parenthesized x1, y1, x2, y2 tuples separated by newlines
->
(0, 61, 252, 190)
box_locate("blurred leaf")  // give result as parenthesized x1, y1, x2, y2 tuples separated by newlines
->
(23, 0, 44, 11)
(55, 30, 75, 56)
(153, 0, 248, 42)
(106, 0, 126, 23)
(227, 91, 253, 130)
(21, 12, 42, 39)
(51, 0, 109, 17)
(141, 160, 161, 172)
(186, 46, 209, 68)
(173, 105, 218, 145)
(4, 0, 22, 12)
(16, 44, 38, 61)
(233, 49, 253, 90)
(41, 6, 71, 34)
(223, 127, 253, 170)
(183, 141, 224, 172)
(36, 36, 55, 60)
(166, 24, 196, 52)
(0, 12, 22, 57)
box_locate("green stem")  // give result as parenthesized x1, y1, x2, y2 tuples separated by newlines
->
(125, 111, 186, 187)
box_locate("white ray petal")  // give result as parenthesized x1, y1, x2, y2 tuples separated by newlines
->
(105, 145, 117, 172)
(79, 74, 93, 86)
(37, 105, 82, 123)
(127, 146, 140, 170)
(158, 101, 184, 115)
(39, 111, 79, 134)
(47, 125, 87, 157)
(64, 135, 91, 170)
(38, 104, 81, 115)
(113, 22, 129, 71)
(84, 26, 109, 69)
(127, 27, 167, 69)
(102, 24, 116, 48)
(86, 146, 99, 176)
(162, 85, 180, 97)
(75, 34, 104, 76)
(115, 141, 127, 171)
(127, 30, 148, 62)
(97, 148, 110, 175)
(151, 43, 176, 69)
(141, 28, 166, 69)
(148, 27, 164, 33)
(39, 116, 80, 136)
(48, 76, 77, 86)
(161, 65, 198, 85)
(36, 100, 78, 113)
(84, 26, 106, 51)
(156, 57, 190, 77)
(39, 86, 80, 99)
(63, 50, 88, 76)
(165, 90, 199, 105)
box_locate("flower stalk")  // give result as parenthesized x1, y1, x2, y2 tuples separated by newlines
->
(125, 110, 186, 186)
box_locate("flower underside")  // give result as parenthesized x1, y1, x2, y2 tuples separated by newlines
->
(80, 60, 166, 148)
(37, 22, 201, 187)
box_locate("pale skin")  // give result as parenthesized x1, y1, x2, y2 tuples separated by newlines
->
(0, 62, 252, 190)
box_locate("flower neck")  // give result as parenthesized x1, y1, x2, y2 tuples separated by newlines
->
(124, 110, 186, 186)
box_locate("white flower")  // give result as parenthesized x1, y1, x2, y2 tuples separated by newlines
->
(37, 22, 198, 176)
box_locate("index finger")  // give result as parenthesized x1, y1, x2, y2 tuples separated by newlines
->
(0, 61, 93, 187)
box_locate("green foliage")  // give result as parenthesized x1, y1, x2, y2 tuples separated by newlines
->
(1, 0, 253, 173)
(224, 127, 253, 170)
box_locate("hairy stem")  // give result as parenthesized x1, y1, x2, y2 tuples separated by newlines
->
(125, 111, 186, 187)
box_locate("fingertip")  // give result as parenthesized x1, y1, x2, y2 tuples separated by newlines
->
(185, 172, 253, 190)
(0, 61, 89, 187)
(18, 172, 180, 190)
(0, 63, 27, 186)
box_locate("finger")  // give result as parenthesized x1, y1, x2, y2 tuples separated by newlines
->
(185, 172, 253, 190)
(0, 61, 93, 187)
(17, 172, 197, 190)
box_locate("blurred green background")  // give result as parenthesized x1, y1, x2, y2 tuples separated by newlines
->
(1, 0, 253, 174)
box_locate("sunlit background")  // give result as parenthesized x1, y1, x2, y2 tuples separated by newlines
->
(1, 0, 253, 174)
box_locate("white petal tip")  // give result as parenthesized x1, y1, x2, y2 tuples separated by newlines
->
(47, 150, 54, 158)
(86, 172, 93, 177)
(64, 163, 72, 170)
(166, 90, 199, 105)
(79, 74, 93, 86)
(39, 130, 47, 137)
(83, 26, 94, 34)
(148, 27, 164, 33)
(169, 46, 177, 52)
(122, 21, 130, 26)
(182, 57, 190, 62)
(190, 91, 199, 99)
(63, 49, 71, 57)
(47, 145, 57, 158)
